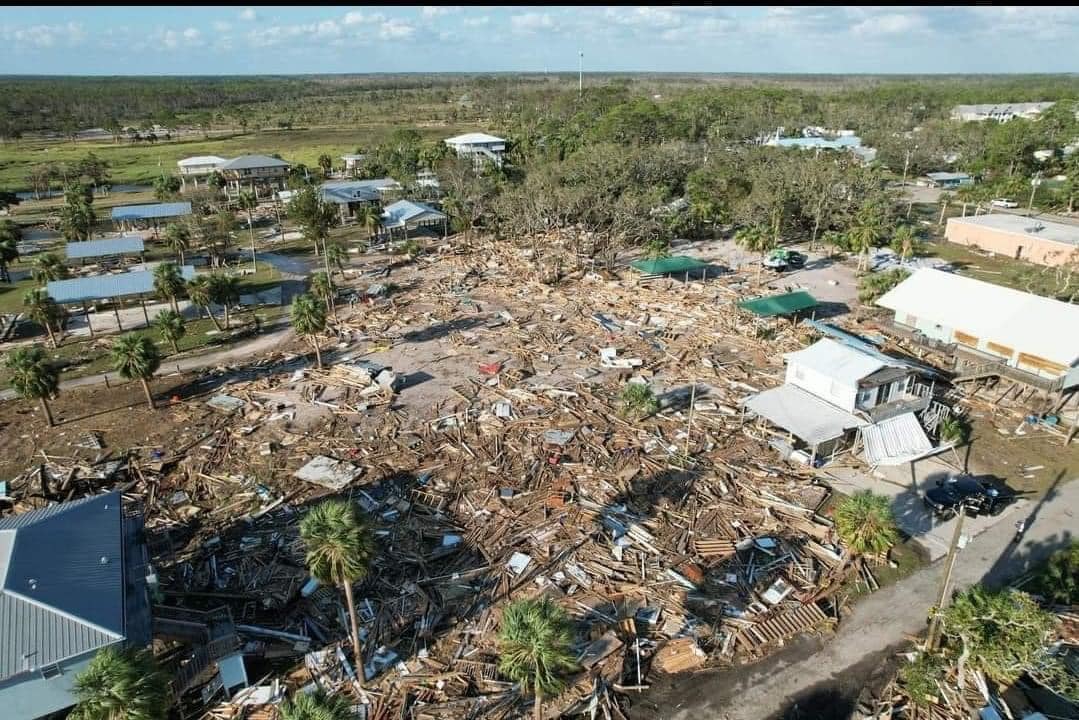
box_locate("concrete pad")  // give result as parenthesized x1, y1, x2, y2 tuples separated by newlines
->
(822, 455, 1027, 560)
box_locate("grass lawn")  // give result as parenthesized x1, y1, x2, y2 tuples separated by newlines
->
(0, 275, 38, 315)
(1, 125, 469, 190)
(0, 303, 290, 386)
(8, 190, 160, 227)
(924, 239, 1077, 301)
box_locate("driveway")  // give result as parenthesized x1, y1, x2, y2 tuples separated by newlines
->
(823, 454, 1022, 560)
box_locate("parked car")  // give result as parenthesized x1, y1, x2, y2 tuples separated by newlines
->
(990, 198, 1019, 209)
(761, 248, 807, 272)
(923, 475, 1014, 519)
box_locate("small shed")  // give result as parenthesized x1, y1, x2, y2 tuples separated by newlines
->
(738, 290, 818, 318)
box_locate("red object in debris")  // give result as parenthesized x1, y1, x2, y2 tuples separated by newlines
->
(677, 562, 705, 585)
(479, 361, 503, 376)
(548, 454, 561, 465)
(170, 395, 182, 404)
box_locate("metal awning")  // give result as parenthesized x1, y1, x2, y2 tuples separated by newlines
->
(738, 290, 818, 317)
(630, 256, 708, 275)
(743, 384, 867, 446)
(861, 412, 936, 467)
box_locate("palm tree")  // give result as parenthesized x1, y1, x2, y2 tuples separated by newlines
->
(847, 209, 883, 271)
(278, 689, 353, 720)
(4, 345, 59, 427)
(734, 225, 774, 280)
(186, 276, 221, 331)
(0, 219, 21, 282)
(238, 190, 258, 270)
(354, 204, 381, 245)
(154, 309, 186, 354)
(32, 252, 69, 284)
(152, 262, 184, 312)
(163, 222, 190, 265)
(891, 224, 917, 262)
(324, 242, 347, 278)
(300, 499, 376, 687)
(70, 646, 170, 720)
(291, 292, 327, 368)
(23, 288, 63, 348)
(937, 191, 953, 226)
(208, 274, 240, 329)
(317, 153, 333, 178)
(110, 334, 161, 410)
(498, 598, 577, 720)
(834, 491, 898, 555)
(309, 271, 338, 321)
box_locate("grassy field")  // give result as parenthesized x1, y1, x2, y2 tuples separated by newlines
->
(1, 125, 470, 191)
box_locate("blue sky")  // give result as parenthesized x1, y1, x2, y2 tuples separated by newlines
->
(2, 6, 1077, 75)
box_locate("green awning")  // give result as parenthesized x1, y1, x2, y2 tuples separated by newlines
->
(630, 256, 708, 275)
(738, 290, 818, 317)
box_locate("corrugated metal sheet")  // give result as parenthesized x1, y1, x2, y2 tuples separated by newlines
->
(739, 290, 818, 317)
(743, 384, 866, 445)
(65, 237, 145, 260)
(629, 256, 708, 275)
(876, 268, 1079, 369)
(46, 266, 195, 304)
(0, 492, 128, 681)
(110, 202, 192, 221)
(862, 412, 934, 467)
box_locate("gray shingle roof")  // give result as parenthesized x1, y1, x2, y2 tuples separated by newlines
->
(0, 493, 128, 681)
(220, 155, 290, 171)
(46, 265, 195, 304)
(66, 237, 145, 260)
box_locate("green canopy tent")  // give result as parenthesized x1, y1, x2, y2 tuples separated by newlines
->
(630, 255, 709, 280)
(738, 290, 818, 318)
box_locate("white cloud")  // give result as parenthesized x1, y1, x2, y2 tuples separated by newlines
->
(850, 12, 929, 37)
(380, 18, 415, 39)
(343, 11, 366, 26)
(213, 21, 232, 33)
(422, 6, 460, 19)
(9, 22, 85, 49)
(159, 27, 204, 49)
(239, 7, 257, 22)
(462, 16, 489, 28)
(511, 12, 556, 34)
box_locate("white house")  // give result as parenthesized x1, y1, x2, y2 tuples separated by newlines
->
(876, 268, 1079, 389)
(444, 132, 506, 168)
(742, 339, 935, 465)
(177, 155, 227, 189)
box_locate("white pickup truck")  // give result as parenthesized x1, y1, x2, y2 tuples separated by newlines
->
(990, 198, 1019, 209)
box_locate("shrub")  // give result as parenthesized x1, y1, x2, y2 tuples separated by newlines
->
(834, 491, 899, 555)
(621, 383, 659, 419)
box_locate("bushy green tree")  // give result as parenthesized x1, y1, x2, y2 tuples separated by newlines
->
(154, 309, 186, 354)
(71, 646, 170, 720)
(110, 334, 161, 410)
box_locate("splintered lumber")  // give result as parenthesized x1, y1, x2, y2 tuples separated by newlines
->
(651, 637, 706, 673)
(737, 602, 831, 650)
(693, 537, 737, 559)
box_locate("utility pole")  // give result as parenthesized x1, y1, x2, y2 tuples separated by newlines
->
(901, 145, 917, 187)
(578, 50, 583, 99)
(925, 503, 970, 651)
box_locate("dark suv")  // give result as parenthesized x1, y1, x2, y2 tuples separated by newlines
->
(923, 475, 1013, 519)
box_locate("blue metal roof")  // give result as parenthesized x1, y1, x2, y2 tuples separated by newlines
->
(382, 200, 446, 228)
(110, 202, 191, 221)
(46, 265, 195, 304)
(65, 236, 145, 260)
(0, 492, 126, 682)
(773, 135, 862, 150)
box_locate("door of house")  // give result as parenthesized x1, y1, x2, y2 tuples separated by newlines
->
(1015, 245, 1023, 259)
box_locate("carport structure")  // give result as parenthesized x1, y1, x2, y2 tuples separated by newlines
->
(738, 290, 818, 319)
(65, 236, 145, 267)
(110, 202, 192, 234)
(46, 266, 195, 335)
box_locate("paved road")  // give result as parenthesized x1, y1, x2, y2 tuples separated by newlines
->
(641, 478, 1078, 720)
(0, 320, 295, 402)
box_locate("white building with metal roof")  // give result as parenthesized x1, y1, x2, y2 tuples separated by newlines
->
(444, 132, 506, 168)
(177, 155, 227, 189)
(876, 268, 1079, 387)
